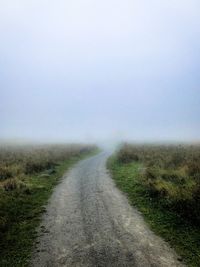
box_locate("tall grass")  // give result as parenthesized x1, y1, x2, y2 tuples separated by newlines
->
(116, 143, 200, 224)
(108, 143, 200, 266)
(0, 143, 97, 266)
(0, 144, 95, 176)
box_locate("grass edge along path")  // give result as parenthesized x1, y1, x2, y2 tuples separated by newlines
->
(107, 156, 200, 267)
(0, 149, 98, 267)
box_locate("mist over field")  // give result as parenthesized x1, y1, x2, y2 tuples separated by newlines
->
(0, 0, 200, 144)
(1, 3, 200, 266)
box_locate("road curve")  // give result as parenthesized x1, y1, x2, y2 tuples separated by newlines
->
(31, 152, 184, 267)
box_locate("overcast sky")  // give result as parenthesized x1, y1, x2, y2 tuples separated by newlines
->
(0, 0, 200, 144)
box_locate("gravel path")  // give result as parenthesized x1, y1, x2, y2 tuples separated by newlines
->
(31, 152, 184, 267)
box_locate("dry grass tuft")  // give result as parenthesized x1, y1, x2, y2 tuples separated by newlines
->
(116, 143, 200, 223)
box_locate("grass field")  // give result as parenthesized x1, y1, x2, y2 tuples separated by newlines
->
(0, 143, 97, 266)
(108, 143, 200, 267)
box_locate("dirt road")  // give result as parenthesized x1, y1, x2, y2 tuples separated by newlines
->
(31, 152, 184, 267)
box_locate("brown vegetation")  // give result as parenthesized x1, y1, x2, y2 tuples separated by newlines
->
(0, 143, 97, 266)
(116, 143, 200, 224)
(0, 144, 96, 190)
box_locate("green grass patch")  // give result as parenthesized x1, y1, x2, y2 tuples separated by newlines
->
(0, 150, 97, 267)
(107, 156, 200, 267)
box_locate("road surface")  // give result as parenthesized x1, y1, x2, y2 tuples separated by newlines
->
(31, 152, 184, 267)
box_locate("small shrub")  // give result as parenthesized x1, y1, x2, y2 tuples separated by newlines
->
(0, 166, 13, 180)
(25, 162, 42, 174)
(0, 216, 8, 232)
(1, 178, 18, 191)
(187, 161, 200, 178)
(117, 146, 139, 163)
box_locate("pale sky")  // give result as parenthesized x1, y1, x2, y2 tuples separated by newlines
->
(0, 0, 200, 143)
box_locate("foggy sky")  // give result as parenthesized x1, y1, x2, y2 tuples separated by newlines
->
(0, 0, 200, 143)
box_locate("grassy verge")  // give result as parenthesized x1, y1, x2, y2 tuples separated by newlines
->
(0, 149, 97, 267)
(107, 156, 200, 267)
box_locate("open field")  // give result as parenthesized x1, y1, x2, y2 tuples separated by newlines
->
(108, 143, 200, 267)
(0, 143, 97, 266)
(31, 152, 183, 267)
